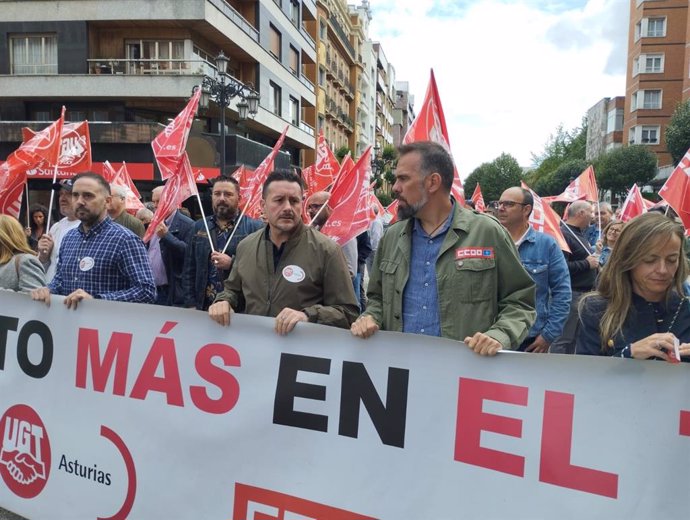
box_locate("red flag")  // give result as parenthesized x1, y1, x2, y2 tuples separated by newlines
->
(308, 130, 339, 197)
(659, 150, 690, 231)
(559, 165, 598, 202)
(243, 126, 290, 219)
(619, 184, 647, 223)
(403, 69, 463, 199)
(143, 155, 198, 243)
(321, 147, 372, 245)
(368, 187, 385, 222)
(521, 182, 571, 253)
(0, 157, 27, 218)
(0, 108, 65, 217)
(542, 193, 588, 204)
(152, 88, 201, 180)
(23, 121, 92, 174)
(471, 183, 486, 212)
(108, 161, 144, 215)
(384, 199, 399, 225)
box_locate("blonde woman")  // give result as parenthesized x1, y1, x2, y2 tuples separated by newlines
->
(0, 214, 46, 292)
(576, 212, 690, 362)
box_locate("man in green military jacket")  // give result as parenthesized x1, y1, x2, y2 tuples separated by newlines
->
(351, 141, 536, 356)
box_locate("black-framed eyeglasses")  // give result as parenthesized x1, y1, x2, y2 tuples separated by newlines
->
(497, 200, 529, 209)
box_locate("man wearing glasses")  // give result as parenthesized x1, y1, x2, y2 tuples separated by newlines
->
(497, 187, 571, 353)
(351, 141, 536, 356)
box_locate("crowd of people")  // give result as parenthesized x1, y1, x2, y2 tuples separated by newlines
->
(0, 141, 688, 363)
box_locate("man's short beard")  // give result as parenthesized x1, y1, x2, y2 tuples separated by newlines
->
(397, 192, 428, 220)
(214, 204, 237, 221)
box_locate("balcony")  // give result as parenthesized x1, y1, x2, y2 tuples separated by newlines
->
(211, 0, 259, 42)
(299, 121, 315, 136)
(299, 73, 315, 93)
(87, 58, 206, 75)
(328, 14, 356, 58)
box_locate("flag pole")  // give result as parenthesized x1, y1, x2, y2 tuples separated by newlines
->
(562, 222, 593, 255)
(194, 192, 215, 253)
(45, 162, 59, 229)
(596, 200, 602, 242)
(307, 203, 329, 227)
(219, 200, 249, 256)
(24, 183, 31, 228)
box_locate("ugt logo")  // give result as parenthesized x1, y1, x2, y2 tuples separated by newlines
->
(0, 404, 51, 498)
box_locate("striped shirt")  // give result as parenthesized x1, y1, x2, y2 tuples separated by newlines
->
(49, 217, 156, 303)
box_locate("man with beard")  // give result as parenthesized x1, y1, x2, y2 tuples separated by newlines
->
(37, 179, 80, 282)
(31, 172, 156, 308)
(183, 175, 262, 310)
(350, 142, 536, 356)
(208, 170, 358, 334)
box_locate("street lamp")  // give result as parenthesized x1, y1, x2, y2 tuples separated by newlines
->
(199, 51, 260, 175)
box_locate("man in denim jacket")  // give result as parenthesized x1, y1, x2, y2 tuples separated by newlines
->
(351, 142, 536, 356)
(498, 187, 571, 353)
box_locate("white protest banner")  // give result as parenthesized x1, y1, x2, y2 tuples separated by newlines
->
(0, 291, 689, 519)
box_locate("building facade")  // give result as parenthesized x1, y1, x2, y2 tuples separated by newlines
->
(393, 81, 415, 147)
(0, 0, 317, 182)
(585, 96, 624, 161)
(624, 0, 689, 169)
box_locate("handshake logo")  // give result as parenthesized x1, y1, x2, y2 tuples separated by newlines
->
(0, 405, 51, 499)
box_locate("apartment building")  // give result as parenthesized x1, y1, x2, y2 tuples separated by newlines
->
(393, 81, 415, 147)
(624, 0, 689, 170)
(373, 42, 395, 149)
(585, 96, 625, 161)
(0, 0, 317, 184)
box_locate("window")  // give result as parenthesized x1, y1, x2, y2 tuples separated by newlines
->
(318, 115, 324, 131)
(630, 125, 660, 144)
(10, 34, 57, 74)
(289, 46, 299, 76)
(319, 20, 327, 39)
(647, 18, 666, 37)
(269, 24, 282, 60)
(641, 126, 659, 144)
(318, 67, 325, 86)
(642, 89, 662, 109)
(289, 96, 299, 125)
(290, 1, 300, 26)
(634, 53, 664, 75)
(269, 81, 282, 116)
(126, 40, 185, 73)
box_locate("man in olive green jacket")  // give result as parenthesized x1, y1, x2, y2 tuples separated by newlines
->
(351, 142, 536, 356)
(209, 170, 358, 334)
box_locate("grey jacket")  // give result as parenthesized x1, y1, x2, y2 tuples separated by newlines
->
(0, 253, 46, 293)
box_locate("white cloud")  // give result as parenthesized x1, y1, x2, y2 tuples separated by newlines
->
(368, 0, 629, 177)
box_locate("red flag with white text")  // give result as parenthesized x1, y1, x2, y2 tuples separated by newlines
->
(559, 165, 598, 202)
(152, 88, 201, 180)
(471, 183, 486, 212)
(105, 161, 144, 215)
(521, 182, 571, 253)
(0, 108, 65, 217)
(22, 120, 92, 174)
(385, 199, 399, 225)
(321, 147, 372, 245)
(143, 155, 198, 243)
(243, 126, 289, 219)
(619, 184, 647, 223)
(403, 69, 463, 199)
(659, 150, 690, 231)
(308, 130, 339, 197)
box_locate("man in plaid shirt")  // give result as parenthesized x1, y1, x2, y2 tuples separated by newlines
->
(31, 172, 156, 309)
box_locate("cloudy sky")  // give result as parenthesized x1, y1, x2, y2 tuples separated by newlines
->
(368, 0, 630, 177)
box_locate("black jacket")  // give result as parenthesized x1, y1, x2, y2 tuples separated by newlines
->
(157, 210, 194, 306)
(561, 223, 596, 292)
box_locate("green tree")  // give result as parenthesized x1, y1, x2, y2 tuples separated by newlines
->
(596, 145, 657, 201)
(372, 144, 398, 193)
(463, 153, 524, 202)
(524, 120, 588, 195)
(542, 159, 588, 196)
(335, 145, 352, 162)
(665, 99, 690, 165)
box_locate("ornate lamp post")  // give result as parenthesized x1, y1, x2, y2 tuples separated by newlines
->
(200, 51, 260, 175)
